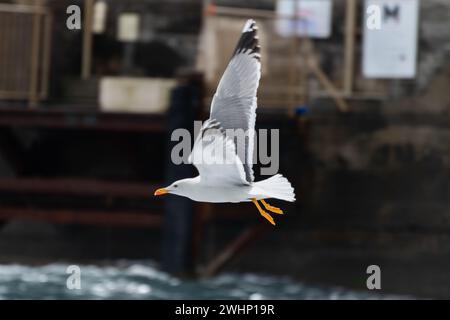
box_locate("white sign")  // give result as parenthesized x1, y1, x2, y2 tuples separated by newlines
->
(362, 0, 419, 78)
(275, 0, 333, 38)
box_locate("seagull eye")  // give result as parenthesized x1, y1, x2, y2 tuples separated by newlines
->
(173, 184, 178, 188)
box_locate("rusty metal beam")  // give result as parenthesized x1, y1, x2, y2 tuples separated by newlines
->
(0, 107, 167, 132)
(202, 224, 268, 277)
(307, 55, 350, 113)
(0, 106, 294, 132)
(0, 206, 162, 228)
(0, 178, 158, 198)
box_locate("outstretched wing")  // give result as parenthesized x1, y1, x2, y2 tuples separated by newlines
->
(210, 19, 261, 183)
(188, 119, 249, 186)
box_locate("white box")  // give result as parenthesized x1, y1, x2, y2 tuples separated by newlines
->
(99, 77, 177, 113)
(117, 13, 140, 42)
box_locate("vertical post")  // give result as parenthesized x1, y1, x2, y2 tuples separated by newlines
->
(121, 43, 135, 74)
(82, 0, 94, 79)
(287, 0, 300, 110)
(343, 0, 357, 96)
(40, 12, 52, 99)
(162, 74, 200, 276)
(296, 0, 308, 111)
(29, 6, 41, 107)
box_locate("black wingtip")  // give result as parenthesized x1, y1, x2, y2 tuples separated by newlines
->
(232, 19, 260, 60)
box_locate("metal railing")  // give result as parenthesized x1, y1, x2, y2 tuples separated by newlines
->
(0, 3, 52, 106)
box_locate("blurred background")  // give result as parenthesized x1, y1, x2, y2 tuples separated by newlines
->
(0, 0, 448, 299)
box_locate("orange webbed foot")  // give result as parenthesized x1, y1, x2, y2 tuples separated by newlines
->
(251, 198, 276, 226)
(260, 200, 283, 215)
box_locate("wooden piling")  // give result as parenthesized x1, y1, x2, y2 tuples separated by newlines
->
(161, 77, 199, 276)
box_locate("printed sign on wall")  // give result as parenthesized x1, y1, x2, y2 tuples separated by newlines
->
(276, 0, 333, 39)
(362, 0, 419, 78)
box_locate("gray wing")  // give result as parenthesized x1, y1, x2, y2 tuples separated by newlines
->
(188, 119, 249, 186)
(210, 19, 261, 183)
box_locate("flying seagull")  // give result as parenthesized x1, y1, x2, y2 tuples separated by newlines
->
(154, 19, 295, 225)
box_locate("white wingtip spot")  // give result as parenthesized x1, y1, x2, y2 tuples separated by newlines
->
(242, 19, 256, 33)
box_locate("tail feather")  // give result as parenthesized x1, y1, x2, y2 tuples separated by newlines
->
(253, 174, 296, 202)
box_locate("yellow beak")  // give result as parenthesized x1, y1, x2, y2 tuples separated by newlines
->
(154, 188, 168, 196)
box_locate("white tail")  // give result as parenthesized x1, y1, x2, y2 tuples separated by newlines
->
(254, 174, 296, 202)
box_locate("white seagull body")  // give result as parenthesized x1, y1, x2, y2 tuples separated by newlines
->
(155, 20, 295, 225)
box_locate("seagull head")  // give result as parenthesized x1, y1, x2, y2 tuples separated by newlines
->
(154, 178, 196, 197)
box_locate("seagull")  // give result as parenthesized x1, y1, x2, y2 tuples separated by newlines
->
(154, 19, 295, 225)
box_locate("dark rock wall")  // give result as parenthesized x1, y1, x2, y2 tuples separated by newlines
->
(226, 0, 450, 298)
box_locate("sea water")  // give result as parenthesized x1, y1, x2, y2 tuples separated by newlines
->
(0, 261, 403, 299)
